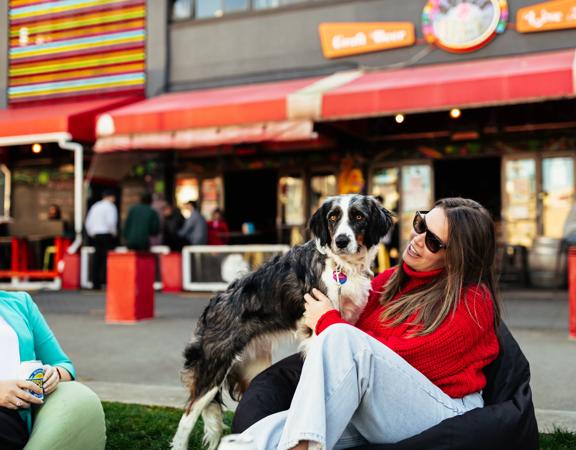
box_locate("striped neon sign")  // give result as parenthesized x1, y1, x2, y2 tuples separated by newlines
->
(8, 0, 146, 104)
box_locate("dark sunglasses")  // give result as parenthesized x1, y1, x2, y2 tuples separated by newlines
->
(413, 211, 447, 254)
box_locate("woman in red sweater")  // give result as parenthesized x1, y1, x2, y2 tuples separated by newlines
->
(236, 197, 501, 450)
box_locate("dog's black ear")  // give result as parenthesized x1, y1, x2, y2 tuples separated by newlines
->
(309, 200, 331, 246)
(365, 198, 393, 248)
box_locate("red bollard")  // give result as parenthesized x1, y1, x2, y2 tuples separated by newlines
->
(106, 252, 155, 323)
(161, 252, 182, 292)
(62, 253, 80, 290)
(568, 247, 576, 340)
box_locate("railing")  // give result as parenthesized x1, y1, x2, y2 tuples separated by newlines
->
(0, 236, 69, 290)
(80, 245, 169, 290)
(181, 244, 290, 292)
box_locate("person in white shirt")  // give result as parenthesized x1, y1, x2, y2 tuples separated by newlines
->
(85, 191, 118, 290)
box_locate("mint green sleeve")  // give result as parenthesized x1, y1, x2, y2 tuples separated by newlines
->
(26, 293, 76, 379)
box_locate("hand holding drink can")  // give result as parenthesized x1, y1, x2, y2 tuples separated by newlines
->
(19, 360, 44, 400)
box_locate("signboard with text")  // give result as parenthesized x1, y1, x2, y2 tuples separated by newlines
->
(517, 0, 576, 33)
(318, 22, 415, 59)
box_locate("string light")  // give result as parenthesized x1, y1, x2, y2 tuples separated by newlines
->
(32, 143, 42, 154)
(450, 108, 462, 119)
(395, 114, 405, 124)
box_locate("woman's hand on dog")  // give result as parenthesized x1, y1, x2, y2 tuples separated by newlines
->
(304, 288, 336, 330)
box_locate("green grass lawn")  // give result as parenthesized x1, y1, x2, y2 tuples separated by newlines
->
(103, 402, 576, 450)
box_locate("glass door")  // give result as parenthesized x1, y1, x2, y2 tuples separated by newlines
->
(541, 156, 574, 238)
(278, 175, 305, 245)
(309, 173, 337, 216)
(0, 165, 10, 219)
(502, 158, 537, 247)
(400, 164, 433, 251)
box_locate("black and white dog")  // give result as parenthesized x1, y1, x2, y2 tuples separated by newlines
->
(171, 194, 392, 450)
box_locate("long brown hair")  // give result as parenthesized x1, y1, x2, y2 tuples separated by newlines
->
(379, 197, 501, 336)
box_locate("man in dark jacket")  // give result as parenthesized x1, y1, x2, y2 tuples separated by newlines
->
(162, 203, 186, 251)
(232, 323, 539, 450)
(123, 192, 160, 251)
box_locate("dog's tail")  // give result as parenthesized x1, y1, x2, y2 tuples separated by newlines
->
(171, 387, 219, 450)
(181, 340, 205, 413)
(172, 340, 229, 450)
(202, 400, 224, 450)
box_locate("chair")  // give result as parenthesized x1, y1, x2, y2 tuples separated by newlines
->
(24, 382, 106, 450)
(43, 246, 56, 271)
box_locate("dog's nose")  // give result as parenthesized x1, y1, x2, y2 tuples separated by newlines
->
(335, 235, 350, 249)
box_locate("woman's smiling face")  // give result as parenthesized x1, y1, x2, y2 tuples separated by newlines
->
(403, 207, 448, 272)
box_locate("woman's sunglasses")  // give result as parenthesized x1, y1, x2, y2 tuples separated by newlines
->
(413, 211, 447, 254)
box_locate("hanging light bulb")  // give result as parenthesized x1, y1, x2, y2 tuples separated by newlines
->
(450, 108, 462, 119)
(395, 114, 405, 124)
(32, 143, 42, 154)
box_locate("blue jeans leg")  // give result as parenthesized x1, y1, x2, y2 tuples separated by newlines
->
(243, 323, 483, 450)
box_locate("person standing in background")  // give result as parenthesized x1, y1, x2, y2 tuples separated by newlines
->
(178, 201, 208, 245)
(207, 208, 230, 245)
(162, 204, 186, 251)
(85, 191, 117, 290)
(123, 193, 160, 251)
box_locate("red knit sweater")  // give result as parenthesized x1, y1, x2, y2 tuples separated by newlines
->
(315, 263, 500, 398)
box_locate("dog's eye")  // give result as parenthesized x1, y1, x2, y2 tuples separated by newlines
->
(355, 215, 364, 221)
(328, 215, 337, 222)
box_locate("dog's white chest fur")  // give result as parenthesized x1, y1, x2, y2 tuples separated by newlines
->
(321, 258, 372, 324)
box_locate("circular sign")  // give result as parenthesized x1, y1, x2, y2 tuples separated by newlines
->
(422, 0, 508, 53)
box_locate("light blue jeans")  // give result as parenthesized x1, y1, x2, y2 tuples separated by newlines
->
(242, 324, 483, 450)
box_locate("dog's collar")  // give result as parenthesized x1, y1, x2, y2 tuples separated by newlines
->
(333, 269, 348, 286)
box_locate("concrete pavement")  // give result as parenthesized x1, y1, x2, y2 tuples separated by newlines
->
(30, 287, 576, 433)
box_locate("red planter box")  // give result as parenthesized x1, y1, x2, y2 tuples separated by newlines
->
(106, 252, 155, 323)
(161, 252, 182, 292)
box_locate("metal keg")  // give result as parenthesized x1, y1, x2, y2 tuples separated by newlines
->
(528, 237, 567, 289)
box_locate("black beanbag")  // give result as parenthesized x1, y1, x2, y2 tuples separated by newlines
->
(232, 323, 539, 450)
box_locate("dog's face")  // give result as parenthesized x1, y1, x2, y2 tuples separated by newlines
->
(309, 195, 392, 255)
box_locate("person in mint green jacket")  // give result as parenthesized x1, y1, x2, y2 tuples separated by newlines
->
(0, 291, 76, 449)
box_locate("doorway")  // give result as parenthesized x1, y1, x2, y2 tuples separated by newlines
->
(434, 157, 501, 220)
(224, 169, 278, 243)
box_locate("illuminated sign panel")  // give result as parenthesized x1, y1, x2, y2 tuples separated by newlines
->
(422, 0, 508, 53)
(8, 0, 146, 105)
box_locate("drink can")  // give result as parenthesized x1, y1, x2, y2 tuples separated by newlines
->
(19, 360, 44, 400)
(218, 434, 256, 450)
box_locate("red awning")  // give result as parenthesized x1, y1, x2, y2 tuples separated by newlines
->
(104, 78, 323, 133)
(0, 96, 141, 146)
(321, 49, 576, 120)
(94, 76, 342, 152)
(94, 50, 576, 152)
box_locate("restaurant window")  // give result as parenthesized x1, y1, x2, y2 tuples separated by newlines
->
(310, 174, 337, 217)
(200, 177, 224, 219)
(171, 0, 310, 20)
(542, 156, 574, 239)
(254, 0, 307, 10)
(171, 0, 193, 20)
(175, 176, 199, 217)
(371, 167, 399, 213)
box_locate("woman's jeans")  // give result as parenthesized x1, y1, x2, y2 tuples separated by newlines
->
(241, 324, 483, 450)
